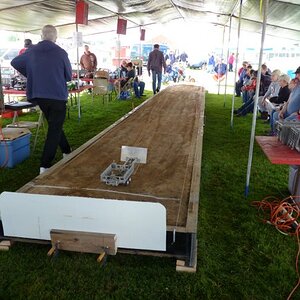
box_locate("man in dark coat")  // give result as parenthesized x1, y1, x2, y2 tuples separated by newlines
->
(11, 25, 72, 174)
(147, 44, 166, 94)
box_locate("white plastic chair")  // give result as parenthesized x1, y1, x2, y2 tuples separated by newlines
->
(92, 78, 113, 104)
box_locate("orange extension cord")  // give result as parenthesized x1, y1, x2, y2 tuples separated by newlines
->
(252, 196, 300, 300)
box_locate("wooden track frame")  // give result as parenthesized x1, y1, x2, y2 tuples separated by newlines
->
(3, 84, 205, 272)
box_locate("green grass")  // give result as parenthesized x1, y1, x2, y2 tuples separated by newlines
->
(0, 92, 299, 299)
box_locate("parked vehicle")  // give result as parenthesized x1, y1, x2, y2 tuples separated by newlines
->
(0, 48, 19, 86)
(0, 48, 19, 68)
(189, 60, 207, 70)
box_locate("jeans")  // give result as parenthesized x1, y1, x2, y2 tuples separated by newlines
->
(271, 110, 298, 132)
(236, 97, 254, 116)
(133, 81, 145, 98)
(235, 80, 243, 97)
(151, 70, 162, 93)
(36, 99, 71, 168)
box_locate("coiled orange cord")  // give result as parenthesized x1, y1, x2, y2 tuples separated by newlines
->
(252, 196, 300, 299)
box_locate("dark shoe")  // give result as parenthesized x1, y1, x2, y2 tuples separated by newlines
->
(156, 88, 160, 93)
(260, 111, 269, 120)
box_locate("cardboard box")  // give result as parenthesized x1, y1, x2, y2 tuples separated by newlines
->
(0, 128, 31, 168)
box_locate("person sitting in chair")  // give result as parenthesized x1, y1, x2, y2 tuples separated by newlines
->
(213, 60, 227, 82)
(122, 62, 145, 98)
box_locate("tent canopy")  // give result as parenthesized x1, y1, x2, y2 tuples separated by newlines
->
(0, 0, 299, 41)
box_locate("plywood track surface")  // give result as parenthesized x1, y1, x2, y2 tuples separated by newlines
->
(20, 85, 205, 228)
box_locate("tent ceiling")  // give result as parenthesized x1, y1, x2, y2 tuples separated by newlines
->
(0, 0, 299, 41)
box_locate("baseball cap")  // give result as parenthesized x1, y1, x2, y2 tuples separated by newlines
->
(294, 66, 300, 74)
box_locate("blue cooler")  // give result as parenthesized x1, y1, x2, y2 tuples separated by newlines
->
(0, 128, 31, 168)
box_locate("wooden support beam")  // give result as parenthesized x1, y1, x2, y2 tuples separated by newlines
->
(47, 246, 56, 257)
(176, 259, 197, 273)
(50, 229, 117, 256)
(0, 240, 12, 251)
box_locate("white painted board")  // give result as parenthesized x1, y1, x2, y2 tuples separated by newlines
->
(0, 192, 166, 251)
(121, 146, 148, 163)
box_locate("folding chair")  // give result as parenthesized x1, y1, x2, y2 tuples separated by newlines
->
(92, 77, 113, 104)
(118, 78, 135, 109)
(92, 69, 114, 104)
(6, 107, 44, 152)
(121, 78, 134, 96)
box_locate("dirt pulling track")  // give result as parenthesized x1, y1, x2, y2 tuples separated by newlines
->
(19, 84, 205, 232)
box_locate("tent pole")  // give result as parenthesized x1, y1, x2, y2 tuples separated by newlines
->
(117, 33, 121, 98)
(245, 0, 269, 197)
(139, 26, 142, 60)
(223, 16, 232, 107)
(0, 67, 4, 113)
(230, 0, 243, 129)
(218, 25, 226, 95)
(76, 22, 81, 120)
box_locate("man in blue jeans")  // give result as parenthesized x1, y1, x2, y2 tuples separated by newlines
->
(11, 25, 72, 174)
(147, 44, 166, 94)
(126, 62, 145, 98)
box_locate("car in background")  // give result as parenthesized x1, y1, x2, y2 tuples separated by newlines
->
(188, 60, 207, 70)
(0, 48, 19, 85)
(0, 48, 19, 68)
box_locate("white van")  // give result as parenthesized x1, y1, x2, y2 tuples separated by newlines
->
(0, 48, 19, 85)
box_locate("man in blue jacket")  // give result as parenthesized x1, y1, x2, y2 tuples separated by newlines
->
(11, 25, 72, 174)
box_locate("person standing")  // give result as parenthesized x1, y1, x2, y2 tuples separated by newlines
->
(179, 51, 188, 64)
(228, 53, 235, 72)
(19, 39, 33, 55)
(235, 61, 248, 97)
(207, 53, 215, 74)
(11, 25, 72, 174)
(147, 44, 166, 94)
(80, 45, 97, 77)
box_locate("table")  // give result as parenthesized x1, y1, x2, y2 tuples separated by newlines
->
(67, 85, 93, 118)
(3, 86, 92, 120)
(255, 136, 300, 165)
(3, 89, 26, 102)
(256, 136, 300, 196)
(4, 101, 36, 123)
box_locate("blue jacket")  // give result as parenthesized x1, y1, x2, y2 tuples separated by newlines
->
(11, 40, 72, 101)
(287, 84, 300, 115)
(214, 63, 227, 75)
